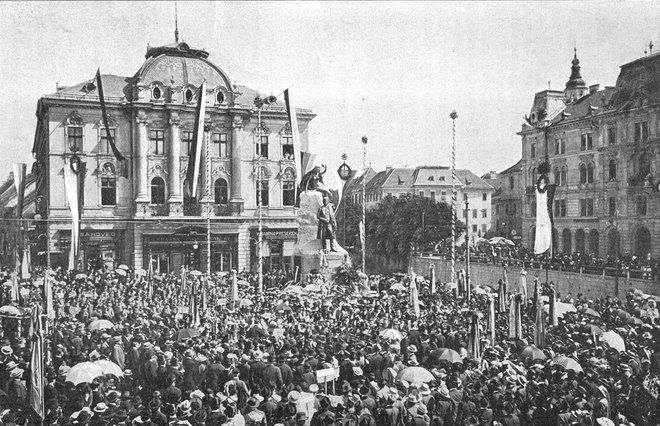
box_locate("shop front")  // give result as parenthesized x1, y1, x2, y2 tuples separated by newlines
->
(54, 229, 125, 272)
(250, 228, 298, 275)
(143, 226, 238, 273)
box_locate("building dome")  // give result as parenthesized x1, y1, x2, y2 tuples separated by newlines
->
(565, 49, 586, 89)
(134, 41, 233, 103)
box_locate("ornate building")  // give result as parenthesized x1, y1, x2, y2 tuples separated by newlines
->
(520, 49, 660, 258)
(29, 40, 314, 273)
(486, 160, 524, 242)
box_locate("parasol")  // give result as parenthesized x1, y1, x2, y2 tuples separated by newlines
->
(88, 319, 115, 331)
(237, 279, 251, 287)
(283, 285, 303, 295)
(396, 366, 435, 384)
(239, 299, 254, 308)
(114, 269, 127, 276)
(551, 356, 583, 372)
(134, 268, 147, 276)
(438, 349, 463, 364)
(580, 307, 601, 318)
(389, 283, 406, 292)
(275, 303, 292, 312)
(600, 331, 625, 352)
(65, 362, 104, 386)
(489, 237, 515, 246)
(93, 360, 124, 377)
(583, 324, 604, 336)
(521, 345, 546, 361)
(117, 264, 129, 270)
(189, 270, 203, 277)
(174, 328, 200, 341)
(74, 273, 88, 280)
(379, 329, 403, 341)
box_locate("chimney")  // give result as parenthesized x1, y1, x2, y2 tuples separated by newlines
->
(385, 165, 393, 171)
(589, 84, 600, 94)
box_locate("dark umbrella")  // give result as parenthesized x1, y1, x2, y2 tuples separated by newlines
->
(521, 345, 546, 361)
(275, 303, 292, 312)
(247, 325, 266, 338)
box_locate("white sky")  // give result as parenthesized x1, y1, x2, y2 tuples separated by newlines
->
(1, 1, 659, 179)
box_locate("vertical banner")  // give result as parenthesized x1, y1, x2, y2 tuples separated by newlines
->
(95, 69, 125, 161)
(11, 272, 19, 302)
(45, 274, 54, 320)
(13, 163, 27, 219)
(63, 158, 80, 266)
(487, 296, 496, 345)
(29, 305, 44, 420)
(284, 89, 302, 188)
(508, 295, 522, 339)
(185, 81, 207, 198)
(468, 313, 481, 360)
(21, 249, 31, 280)
(230, 270, 239, 310)
(180, 266, 187, 296)
(534, 174, 556, 255)
(409, 279, 420, 317)
(549, 288, 558, 326)
(534, 281, 545, 348)
(430, 265, 436, 295)
(518, 269, 528, 301)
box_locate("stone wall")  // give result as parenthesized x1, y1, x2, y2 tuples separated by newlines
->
(412, 256, 660, 300)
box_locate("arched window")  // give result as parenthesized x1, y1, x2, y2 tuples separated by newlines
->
(579, 164, 587, 184)
(282, 168, 296, 206)
(607, 229, 620, 257)
(532, 167, 538, 184)
(608, 159, 617, 180)
(561, 167, 567, 186)
(576, 229, 586, 254)
(562, 229, 572, 254)
(100, 163, 116, 206)
(151, 177, 166, 205)
(589, 230, 600, 255)
(554, 167, 561, 186)
(639, 153, 651, 176)
(152, 86, 162, 100)
(636, 195, 647, 216)
(214, 178, 228, 205)
(587, 163, 594, 184)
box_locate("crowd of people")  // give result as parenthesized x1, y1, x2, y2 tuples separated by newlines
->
(0, 263, 658, 426)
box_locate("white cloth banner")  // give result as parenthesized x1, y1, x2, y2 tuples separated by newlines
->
(284, 89, 302, 188)
(63, 158, 80, 266)
(534, 187, 551, 254)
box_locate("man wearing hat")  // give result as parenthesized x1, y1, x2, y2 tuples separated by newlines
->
(5, 365, 26, 409)
(317, 195, 337, 252)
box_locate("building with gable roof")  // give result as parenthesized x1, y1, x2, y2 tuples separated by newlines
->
(485, 160, 524, 242)
(520, 48, 660, 258)
(26, 38, 315, 273)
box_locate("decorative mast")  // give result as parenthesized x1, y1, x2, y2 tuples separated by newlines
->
(175, 1, 179, 43)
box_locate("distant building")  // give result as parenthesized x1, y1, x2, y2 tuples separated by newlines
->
(520, 48, 660, 258)
(486, 160, 524, 242)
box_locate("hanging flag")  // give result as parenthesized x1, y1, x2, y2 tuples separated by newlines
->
(201, 278, 208, 311)
(230, 270, 239, 310)
(185, 80, 207, 199)
(29, 305, 44, 420)
(468, 313, 481, 360)
(11, 272, 19, 302)
(44, 274, 54, 320)
(95, 69, 125, 162)
(13, 163, 27, 219)
(534, 172, 556, 255)
(283, 89, 302, 188)
(64, 157, 81, 265)
(147, 255, 154, 298)
(549, 287, 558, 326)
(487, 296, 496, 345)
(508, 294, 522, 339)
(180, 266, 187, 295)
(359, 219, 365, 249)
(534, 280, 545, 348)
(189, 281, 200, 325)
(409, 279, 420, 317)
(21, 249, 30, 280)
(519, 268, 528, 301)
(532, 279, 540, 319)
(497, 278, 506, 313)
(430, 265, 436, 295)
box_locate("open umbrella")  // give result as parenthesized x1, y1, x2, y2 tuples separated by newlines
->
(551, 356, 583, 372)
(239, 299, 254, 308)
(275, 303, 292, 312)
(521, 345, 546, 361)
(93, 360, 124, 377)
(379, 329, 403, 341)
(174, 328, 200, 341)
(88, 319, 115, 331)
(134, 268, 147, 276)
(389, 283, 406, 292)
(396, 366, 435, 384)
(247, 325, 266, 338)
(117, 264, 129, 270)
(581, 307, 601, 318)
(74, 273, 88, 280)
(600, 331, 625, 352)
(65, 362, 104, 385)
(0, 306, 21, 316)
(489, 237, 515, 246)
(583, 324, 604, 336)
(237, 279, 251, 287)
(438, 349, 463, 364)
(284, 285, 303, 295)
(114, 269, 127, 277)
(189, 270, 203, 277)
(543, 301, 577, 318)
(627, 317, 643, 325)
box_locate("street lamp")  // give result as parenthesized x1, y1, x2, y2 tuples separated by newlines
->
(254, 94, 277, 293)
(337, 153, 352, 247)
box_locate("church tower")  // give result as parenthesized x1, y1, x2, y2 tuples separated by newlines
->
(564, 48, 588, 103)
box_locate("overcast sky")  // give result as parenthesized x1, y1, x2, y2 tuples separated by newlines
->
(1, 1, 659, 179)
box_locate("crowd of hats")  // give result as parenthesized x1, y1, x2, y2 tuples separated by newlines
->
(0, 267, 658, 425)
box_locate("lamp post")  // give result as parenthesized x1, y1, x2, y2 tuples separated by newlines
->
(361, 136, 368, 273)
(337, 154, 352, 247)
(450, 111, 458, 286)
(254, 94, 277, 293)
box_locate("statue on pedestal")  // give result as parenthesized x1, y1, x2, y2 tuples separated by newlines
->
(317, 195, 337, 252)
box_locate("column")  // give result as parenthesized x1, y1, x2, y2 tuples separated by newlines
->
(168, 113, 182, 202)
(229, 114, 244, 214)
(135, 111, 149, 202)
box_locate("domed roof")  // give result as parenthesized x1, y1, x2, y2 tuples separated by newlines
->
(565, 49, 586, 89)
(135, 42, 232, 91)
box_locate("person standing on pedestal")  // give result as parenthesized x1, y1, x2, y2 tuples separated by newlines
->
(317, 196, 337, 252)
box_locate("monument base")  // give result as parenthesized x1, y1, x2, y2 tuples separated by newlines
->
(300, 250, 349, 284)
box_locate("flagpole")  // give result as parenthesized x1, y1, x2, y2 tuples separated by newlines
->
(257, 107, 264, 294)
(450, 111, 458, 287)
(361, 136, 367, 273)
(206, 127, 212, 275)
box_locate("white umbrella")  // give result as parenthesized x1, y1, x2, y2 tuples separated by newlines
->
(379, 329, 403, 340)
(93, 360, 124, 377)
(284, 285, 303, 295)
(114, 269, 127, 276)
(117, 264, 129, 270)
(601, 331, 625, 352)
(88, 319, 115, 331)
(65, 362, 104, 385)
(189, 270, 203, 277)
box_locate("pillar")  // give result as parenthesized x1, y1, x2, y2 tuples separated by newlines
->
(168, 114, 182, 202)
(135, 111, 149, 203)
(229, 114, 244, 214)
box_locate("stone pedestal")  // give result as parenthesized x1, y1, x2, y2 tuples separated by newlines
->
(295, 191, 350, 283)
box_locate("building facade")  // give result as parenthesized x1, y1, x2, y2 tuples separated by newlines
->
(520, 50, 660, 258)
(27, 40, 314, 273)
(486, 160, 524, 242)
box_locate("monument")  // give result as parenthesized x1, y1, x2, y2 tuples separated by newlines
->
(295, 163, 349, 283)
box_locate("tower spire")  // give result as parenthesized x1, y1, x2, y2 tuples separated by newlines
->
(175, 1, 179, 43)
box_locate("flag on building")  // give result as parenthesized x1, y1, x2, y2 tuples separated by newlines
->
(468, 313, 481, 360)
(283, 89, 302, 188)
(185, 80, 207, 199)
(29, 305, 44, 420)
(64, 157, 83, 266)
(534, 170, 556, 255)
(95, 69, 125, 162)
(409, 279, 420, 317)
(13, 163, 27, 219)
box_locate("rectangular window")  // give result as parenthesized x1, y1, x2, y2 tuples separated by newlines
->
(282, 136, 294, 159)
(472, 209, 477, 218)
(181, 131, 194, 156)
(472, 224, 478, 233)
(482, 209, 487, 218)
(150, 130, 165, 155)
(587, 198, 594, 216)
(554, 200, 561, 218)
(99, 128, 115, 154)
(509, 176, 514, 190)
(257, 135, 269, 158)
(419, 191, 425, 197)
(608, 197, 616, 216)
(283, 181, 295, 206)
(637, 196, 647, 215)
(581, 133, 593, 151)
(530, 143, 536, 158)
(441, 190, 447, 201)
(212, 133, 229, 157)
(101, 177, 116, 206)
(439, 176, 445, 181)
(634, 121, 649, 143)
(430, 191, 436, 201)
(580, 199, 586, 217)
(481, 224, 487, 235)
(68, 126, 83, 152)
(608, 127, 617, 145)
(560, 200, 566, 217)
(482, 193, 487, 201)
